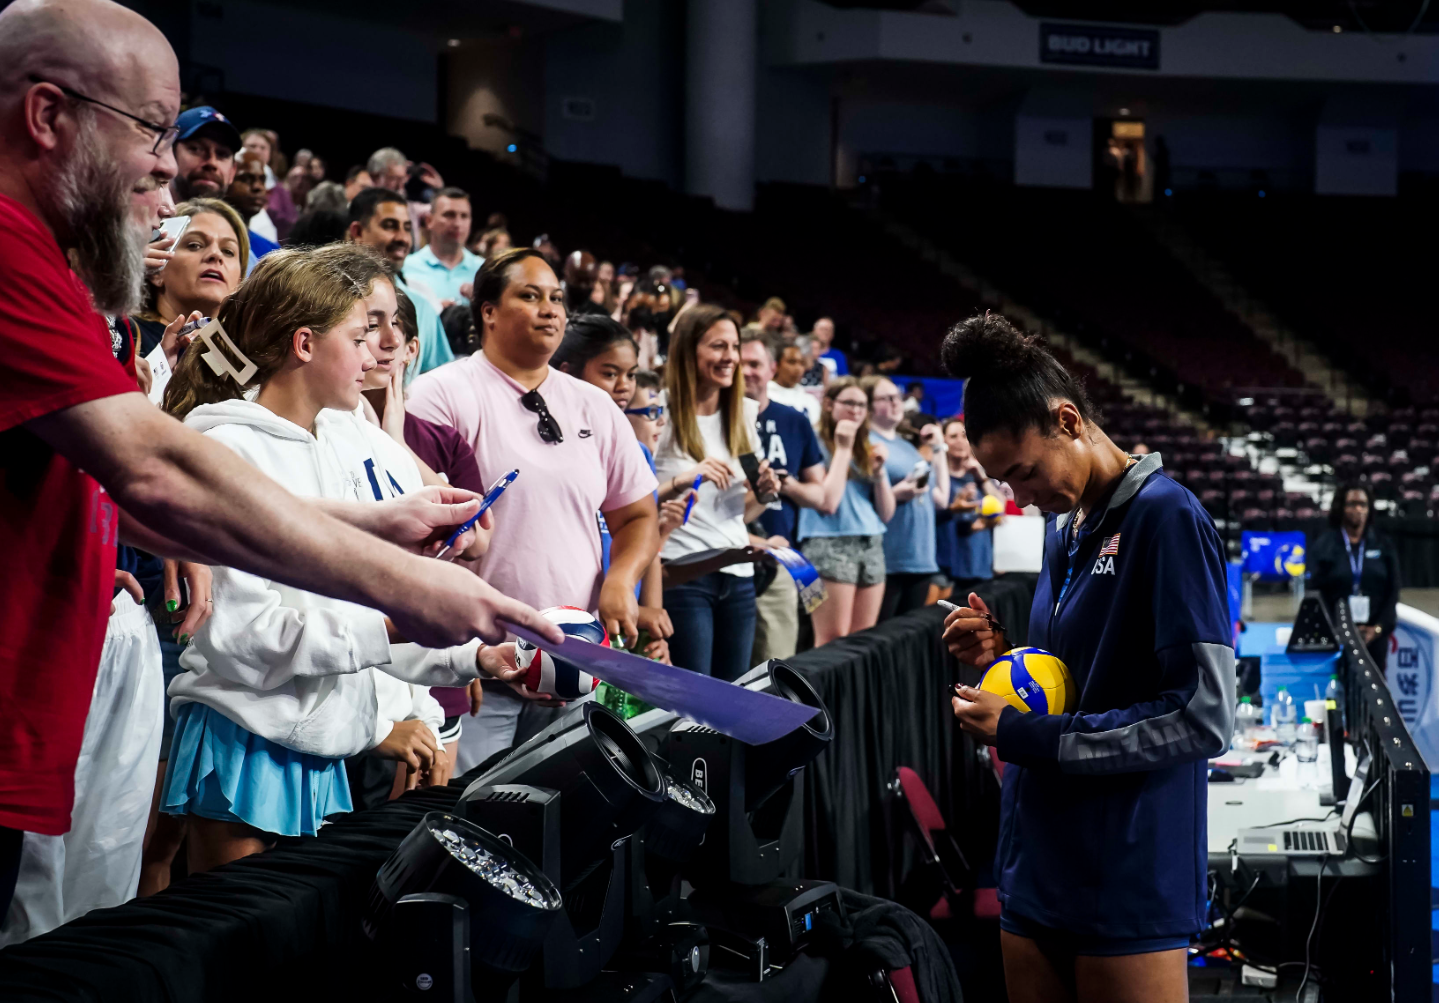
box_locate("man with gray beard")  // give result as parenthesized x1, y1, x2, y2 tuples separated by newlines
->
(0, 0, 561, 924)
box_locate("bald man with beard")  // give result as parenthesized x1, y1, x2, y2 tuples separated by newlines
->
(0, 0, 560, 928)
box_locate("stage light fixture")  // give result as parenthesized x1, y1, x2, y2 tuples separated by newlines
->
(363, 811, 562, 1001)
(645, 775, 717, 863)
(743, 661, 834, 813)
(667, 660, 834, 887)
(460, 702, 668, 989)
(468, 702, 666, 878)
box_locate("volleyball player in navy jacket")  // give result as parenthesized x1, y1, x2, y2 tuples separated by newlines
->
(939, 315, 1234, 1003)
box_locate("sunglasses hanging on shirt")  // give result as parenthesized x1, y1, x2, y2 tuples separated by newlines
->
(521, 389, 563, 444)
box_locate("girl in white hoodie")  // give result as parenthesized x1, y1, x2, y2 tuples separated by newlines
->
(159, 245, 520, 872)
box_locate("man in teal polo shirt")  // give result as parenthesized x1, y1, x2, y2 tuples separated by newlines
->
(403, 187, 482, 308)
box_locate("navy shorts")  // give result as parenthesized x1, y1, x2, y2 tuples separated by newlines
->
(1000, 907, 1191, 957)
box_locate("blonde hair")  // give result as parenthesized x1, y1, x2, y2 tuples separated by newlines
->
(141, 198, 250, 319)
(819, 376, 874, 481)
(664, 304, 752, 462)
(163, 244, 388, 420)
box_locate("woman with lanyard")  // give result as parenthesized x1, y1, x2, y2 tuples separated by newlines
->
(940, 314, 1234, 1003)
(1308, 481, 1401, 669)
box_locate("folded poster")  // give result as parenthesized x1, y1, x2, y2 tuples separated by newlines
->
(769, 546, 827, 614)
(501, 621, 818, 745)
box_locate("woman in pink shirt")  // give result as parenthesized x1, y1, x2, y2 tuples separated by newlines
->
(406, 249, 659, 765)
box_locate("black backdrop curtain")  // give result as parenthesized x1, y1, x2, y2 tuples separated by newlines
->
(0, 578, 1038, 1002)
(788, 575, 1036, 899)
(0, 785, 467, 1002)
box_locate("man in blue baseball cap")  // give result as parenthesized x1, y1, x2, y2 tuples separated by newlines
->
(169, 106, 241, 201)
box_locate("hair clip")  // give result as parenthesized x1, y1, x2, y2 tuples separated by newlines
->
(338, 270, 367, 298)
(194, 318, 257, 385)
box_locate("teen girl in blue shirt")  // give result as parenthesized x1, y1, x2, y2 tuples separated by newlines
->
(940, 314, 1234, 1003)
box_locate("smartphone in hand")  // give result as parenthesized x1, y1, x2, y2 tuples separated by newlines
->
(157, 216, 191, 244)
(738, 452, 778, 504)
(908, 459, 931, 488)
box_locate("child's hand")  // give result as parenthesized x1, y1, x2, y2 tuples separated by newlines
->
(507, 680, 566, 708)
(644, 637, 671, 664)
(374, 719, 443, 784)
(165, 561, 212, 645)
(114, 569, 144, 605)
(423, 750, 453, 788)
(637, 605, 673, 640)
(476, 642, 524, 682)
(658, 495, 690, 539)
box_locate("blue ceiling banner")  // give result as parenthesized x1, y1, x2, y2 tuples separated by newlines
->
(1040, 23, 1161, 71)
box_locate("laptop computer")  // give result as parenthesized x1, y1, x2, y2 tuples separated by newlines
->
(1235, 751, 1370, 857)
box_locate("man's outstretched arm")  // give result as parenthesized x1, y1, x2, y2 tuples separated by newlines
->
(29, 392, 562, 649)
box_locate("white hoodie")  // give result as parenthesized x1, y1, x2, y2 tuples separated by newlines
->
(373, 671, 445, 750)
(169, 399, 482, 759)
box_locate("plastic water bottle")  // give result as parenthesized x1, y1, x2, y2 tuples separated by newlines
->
(1232, 696, 1260, 749)
(1296, 718, 1319, 763)
(1273, 687, 1297, 748)
(1324, 674, 1346, 739)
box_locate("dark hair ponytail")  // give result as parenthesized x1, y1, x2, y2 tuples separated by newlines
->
(939, 312, 1097, 445)
(551, 314, 636, 374)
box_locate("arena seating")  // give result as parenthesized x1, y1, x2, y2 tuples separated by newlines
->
(875, 174, 1309, 416)
(211, 93, 1428, 527)
(1170, 193, 1438, 407)
(538, 165, 979, 373)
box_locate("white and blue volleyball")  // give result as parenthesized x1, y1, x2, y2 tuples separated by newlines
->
(517, 606, 610, 699)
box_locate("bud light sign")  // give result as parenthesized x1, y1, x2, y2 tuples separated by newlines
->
(1040, 23, 1160, 71)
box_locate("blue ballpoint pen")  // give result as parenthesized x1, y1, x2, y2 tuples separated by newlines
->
(681, 473, 704, 525)
(435, 468, 519, 560)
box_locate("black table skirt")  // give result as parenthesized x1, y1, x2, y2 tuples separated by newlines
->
(0, 579, 1037, 1001)
(0, 785, 467, 1002)
(787, 574, 1035, 899)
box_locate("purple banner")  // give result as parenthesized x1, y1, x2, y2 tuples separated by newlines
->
(502, 622, 817, 745)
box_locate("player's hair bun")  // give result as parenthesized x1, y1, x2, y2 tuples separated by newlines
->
(940, 311, 1042, 382)
(936, 310, 1099, 444)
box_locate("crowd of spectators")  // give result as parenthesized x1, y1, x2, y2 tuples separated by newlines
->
(0, 0, 1012, 958)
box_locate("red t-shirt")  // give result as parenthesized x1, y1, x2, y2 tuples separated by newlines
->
(0, 194, 140, 835)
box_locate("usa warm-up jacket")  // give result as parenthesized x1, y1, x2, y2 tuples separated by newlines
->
(994, 452, 1235, 939)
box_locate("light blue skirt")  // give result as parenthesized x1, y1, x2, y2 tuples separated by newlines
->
(161, 702, 353, 837)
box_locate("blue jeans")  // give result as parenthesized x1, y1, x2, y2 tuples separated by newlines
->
(664, 572, 757, 681)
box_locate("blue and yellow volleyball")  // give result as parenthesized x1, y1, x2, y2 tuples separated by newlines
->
(980, 647, 1077, 715)
(1277, 542, 1305, 578)
(979, 494, 1004, 518)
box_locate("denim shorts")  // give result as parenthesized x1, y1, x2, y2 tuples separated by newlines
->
(802, 534, 886, 586)
(1000, 907, 1192, 957)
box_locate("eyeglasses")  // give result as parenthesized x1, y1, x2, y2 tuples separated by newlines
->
(871, 394, 903, 405)
(624, 404, 665, 420)
(520, 389, 563, 444)
(28, 76, 180, 155)
(833, 398, 868, 410)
